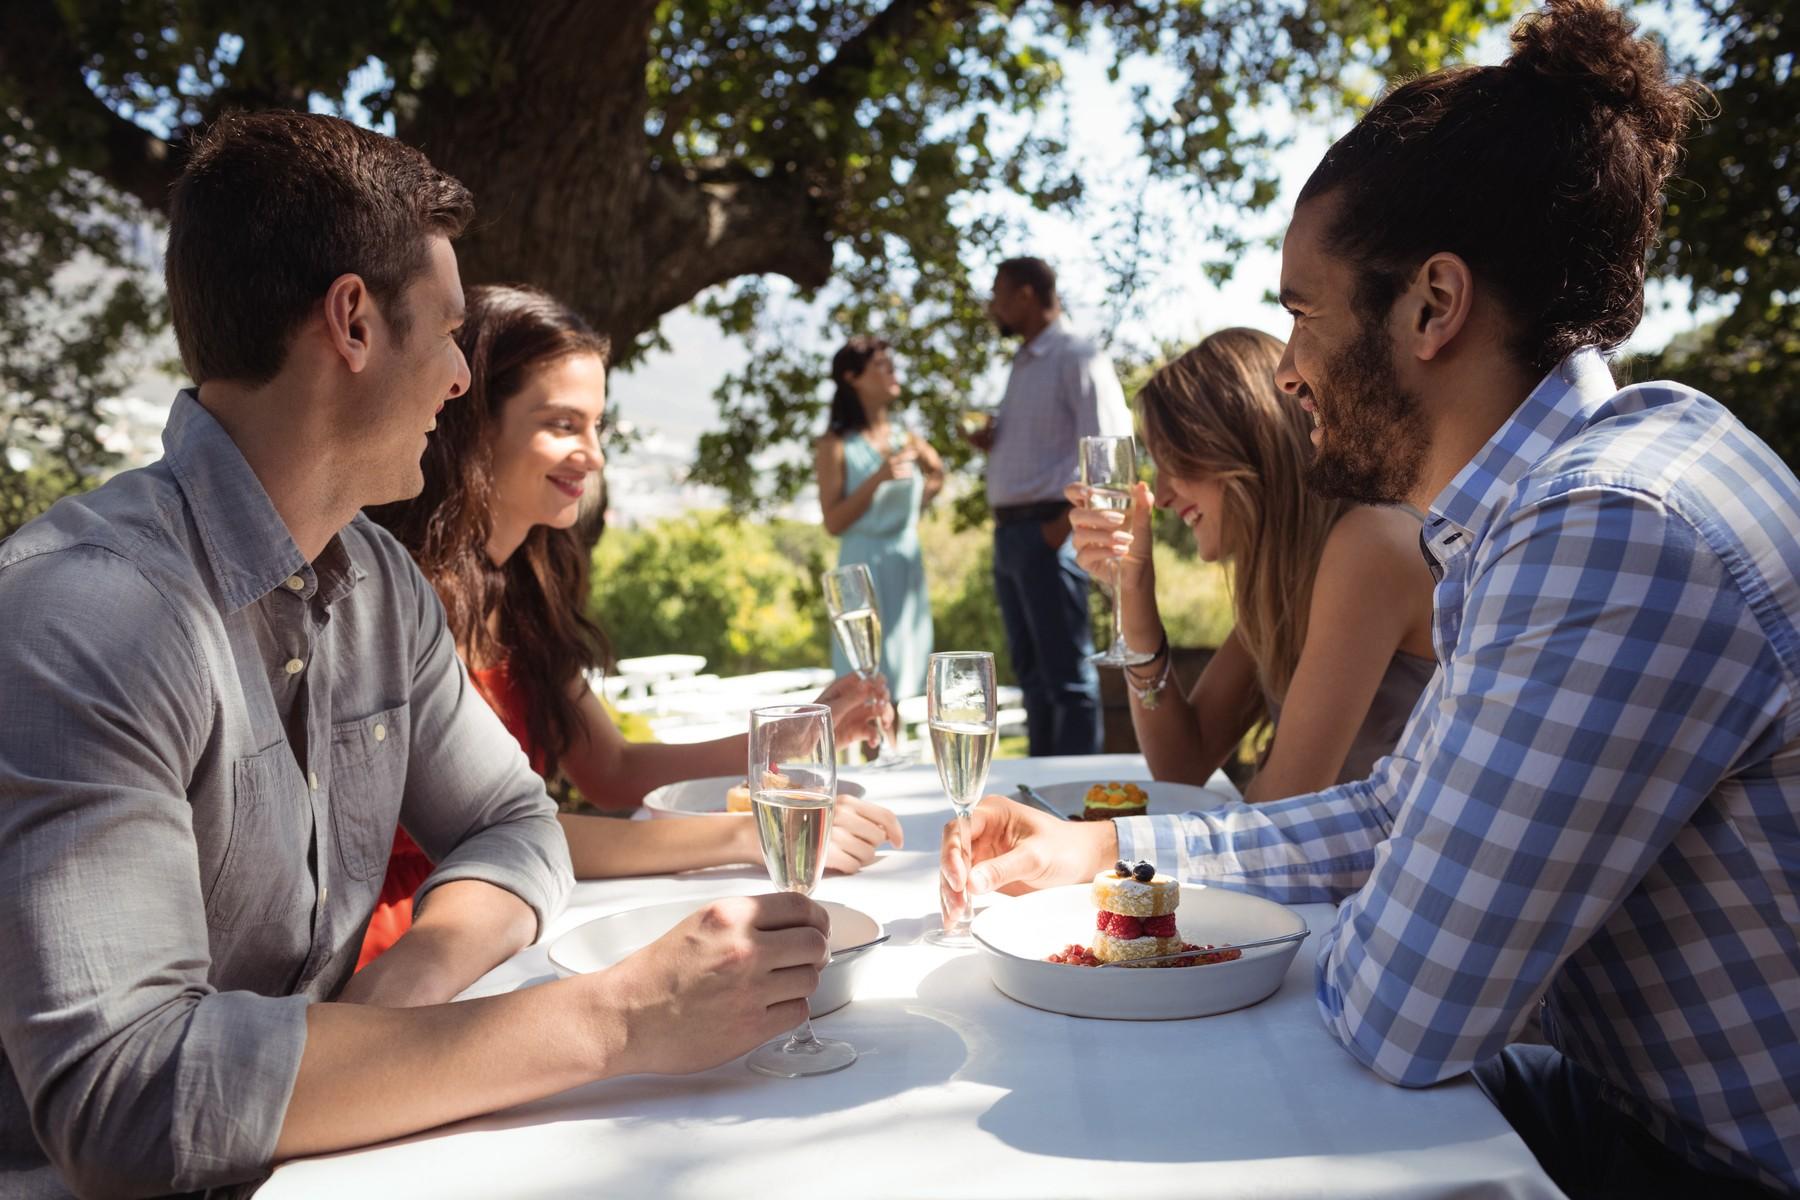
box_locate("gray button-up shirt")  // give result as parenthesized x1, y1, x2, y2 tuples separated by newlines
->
(985, 316, 1132, 507)
(0, 392, 573, 1198)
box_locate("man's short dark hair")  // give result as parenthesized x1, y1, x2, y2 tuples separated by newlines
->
(1296, 0, 1702, 373)
(165, 110, 476, 384)
(996, 257, 1058, 309)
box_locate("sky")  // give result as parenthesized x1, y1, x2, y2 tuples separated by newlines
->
(102, 10, 1719, 524)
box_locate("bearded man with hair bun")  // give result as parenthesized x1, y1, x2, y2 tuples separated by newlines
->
(944, 4, 1800, 1195)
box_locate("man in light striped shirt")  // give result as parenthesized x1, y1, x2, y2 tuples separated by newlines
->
(942, 3, 1797, 1195)
(971, 256, 1133, 755)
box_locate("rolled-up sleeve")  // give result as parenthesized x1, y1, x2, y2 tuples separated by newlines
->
(395, 566, 573, 936)
(0, 550, 309, 1197)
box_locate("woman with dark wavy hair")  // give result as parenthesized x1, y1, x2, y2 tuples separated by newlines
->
(359, 284, 901, 966)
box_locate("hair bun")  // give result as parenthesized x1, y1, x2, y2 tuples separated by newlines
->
(1508, 0, 1695, 154)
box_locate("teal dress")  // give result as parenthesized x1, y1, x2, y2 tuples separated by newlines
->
(832, 430, 932, 700)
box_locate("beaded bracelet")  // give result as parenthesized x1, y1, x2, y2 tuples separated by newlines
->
(1124, 630, 1172, 710)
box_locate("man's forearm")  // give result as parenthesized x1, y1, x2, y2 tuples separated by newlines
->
(276, 972, 618, 1160)
(338, 879, 537, 1008)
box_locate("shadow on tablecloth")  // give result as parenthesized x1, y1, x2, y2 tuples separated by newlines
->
(910, 953, 1493, 1166)
(395, 997, 969, 1139)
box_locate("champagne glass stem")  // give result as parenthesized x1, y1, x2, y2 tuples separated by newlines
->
(1110, 556, 1128, 657)
(786, 1013, 823, 1050)
(861, 667, 891, 758)
(946, 804, 974, 938)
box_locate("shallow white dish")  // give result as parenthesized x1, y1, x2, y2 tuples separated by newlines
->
(643, 774, 866, 818)
(547, 897, 884, 1018)
(971, 883, 1308, 1020)
(1025, 778, 1231, 821)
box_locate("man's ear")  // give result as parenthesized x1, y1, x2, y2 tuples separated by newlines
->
(320, 273, 374, 374)
(1400, 252, 1474, 364)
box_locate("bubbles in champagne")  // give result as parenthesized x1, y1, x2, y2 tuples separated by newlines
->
(831, 607, 883, 677)
(929, 720, 996, 810)
(753, 789, 836, 894)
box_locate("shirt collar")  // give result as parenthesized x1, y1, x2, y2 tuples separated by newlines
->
(162, 389, 313, 613)
(1426, 347, 1618, 542)
(1019, 315, 1070, 360)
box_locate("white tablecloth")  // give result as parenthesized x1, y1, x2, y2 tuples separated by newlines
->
(262, 755, 1565, 1199)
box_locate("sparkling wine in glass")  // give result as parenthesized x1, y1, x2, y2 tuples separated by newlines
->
(1080, 435, 1156, 668)
(924, 652, 997, 948)
(745, 703, 856, 1078)
(822, 564, 912, 769)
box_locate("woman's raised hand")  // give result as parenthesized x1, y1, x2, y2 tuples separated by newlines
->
(1065, 480, 1155, 594)
(813, 673, 895, 751)
(873, 447, 918, 484)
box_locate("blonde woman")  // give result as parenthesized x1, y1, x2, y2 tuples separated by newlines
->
(1069, 328, 1436, 800)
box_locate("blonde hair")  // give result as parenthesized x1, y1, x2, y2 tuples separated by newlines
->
(1136, 328, 1351, 705)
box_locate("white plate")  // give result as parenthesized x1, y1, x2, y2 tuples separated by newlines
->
(643, 774, 867, 818)
(1025, 778, 1228, 821)
(547, 897, 884, 1018)
(971, 883, 1308, 1020)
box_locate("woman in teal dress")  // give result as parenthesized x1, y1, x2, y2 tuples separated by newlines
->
(814, 336, 943, 700)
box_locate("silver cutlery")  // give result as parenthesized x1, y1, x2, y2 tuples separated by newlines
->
(1014, 782, 1072, 821)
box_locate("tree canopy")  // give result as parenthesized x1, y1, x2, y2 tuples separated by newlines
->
(1, 0, 1792, 533)
(2, 0, 1521, 530)
(1635, 0, 1797, 465)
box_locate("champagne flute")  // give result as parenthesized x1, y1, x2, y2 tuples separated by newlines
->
(822, 564, 913, 769)
(745, 703, 856, 1078)
(923, 651, 996, 948)
(1080, 435, 1156, 668)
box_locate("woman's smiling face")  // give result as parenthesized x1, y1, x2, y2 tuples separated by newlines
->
(1153, 467, 1227, 563)
(489, 351, 608, 534)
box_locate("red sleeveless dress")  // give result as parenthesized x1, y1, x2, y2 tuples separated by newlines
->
(355, 662, 542, 970)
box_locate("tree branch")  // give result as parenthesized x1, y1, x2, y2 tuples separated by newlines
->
(0, 0, 179, 213)
(804, 0, 989, 106)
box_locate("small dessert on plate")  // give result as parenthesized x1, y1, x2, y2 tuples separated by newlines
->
(1046, 859, 1243, 969)
(1082, 781, 1148, 821)
(1090, 859, 1181, 962)
(725, 781, 753, 813)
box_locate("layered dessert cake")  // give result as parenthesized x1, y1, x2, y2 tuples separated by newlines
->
(1082, 781, 1148, 821)
(1046, 859, 1243, 968)
(1090, 859, 1181, 962)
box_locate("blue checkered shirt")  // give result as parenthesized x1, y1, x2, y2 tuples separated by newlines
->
(1118, 349, 1800, 1193)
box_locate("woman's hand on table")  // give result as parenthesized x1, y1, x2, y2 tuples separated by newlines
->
(597, 893, 829, 1077)
(814, 672, 894, 751)
(826, 794, 904, 873)
(1065, 480, 1155, 594)
(939, 795, 1120, 926)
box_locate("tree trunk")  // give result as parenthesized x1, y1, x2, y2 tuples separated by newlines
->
(401, 0, 833, 353)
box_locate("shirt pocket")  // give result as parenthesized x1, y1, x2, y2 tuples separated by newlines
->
(206, 747, 311, 931)
(328, 702, 410, 882)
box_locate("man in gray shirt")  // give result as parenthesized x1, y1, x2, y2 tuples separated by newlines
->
(0, 111, 828, 1198)
(970, 257, 1133, 754)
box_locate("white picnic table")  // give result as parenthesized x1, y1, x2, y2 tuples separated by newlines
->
(261, 755, 1564, 1200)
(601, 653, 709, 701)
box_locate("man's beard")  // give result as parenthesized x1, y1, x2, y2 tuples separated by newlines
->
(1304, 319, 1429, 506)
(994, 319, 1017, 338)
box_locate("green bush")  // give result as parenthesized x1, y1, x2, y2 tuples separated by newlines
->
(590, 505, 1234, 685)
(590, 510, 830, 674)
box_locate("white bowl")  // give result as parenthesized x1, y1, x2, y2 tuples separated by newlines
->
(643, 774, 867, 818)
(547, 897, 884, 1018)
(1023, 778, 1233, 820)
(971, 883, 1308, 1020)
